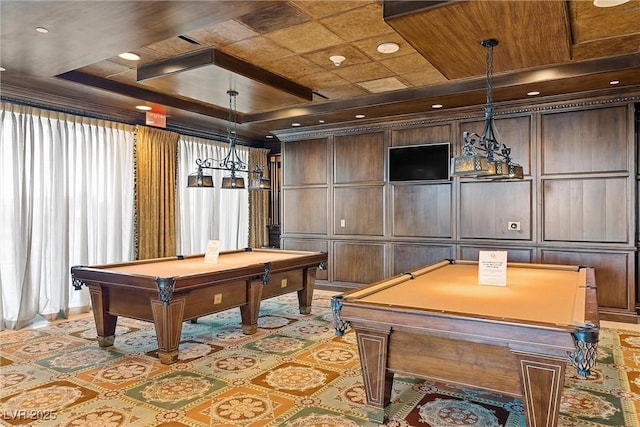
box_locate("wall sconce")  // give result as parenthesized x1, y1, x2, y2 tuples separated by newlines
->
(451, 39, 523, 180)
(186, 90, 271, 191)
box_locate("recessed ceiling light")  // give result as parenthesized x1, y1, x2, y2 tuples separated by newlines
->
(610, 80, 620, 85)
(136, 105, 152, 111)
(355, 114, 365, 119)
(593, 0, 630, 6)
(0, 66, 5, 72)
(292, 123, 301, 127)
(377, 42, 400, 54)
(318, 120, 325, 124)
(119, 52, 141, 61)
(527, 91, 541, 96)
(266, 135, 274, 139)
(35, 27, 49, 34)
(432, 104, 443, 109)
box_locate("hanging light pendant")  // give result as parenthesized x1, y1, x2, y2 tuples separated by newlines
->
(248, 166, 271, 190)
(186, 90, 271, 190)
(451, 39, 523, 180)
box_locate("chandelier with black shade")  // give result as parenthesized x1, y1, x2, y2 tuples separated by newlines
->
(187, 90, 271, 190)
(451, 39, 523, 180)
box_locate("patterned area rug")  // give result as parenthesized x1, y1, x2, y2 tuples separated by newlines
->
(1, 290, 639, 426)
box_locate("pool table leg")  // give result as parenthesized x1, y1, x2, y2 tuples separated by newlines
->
(297, 267, 318, 314)
(150, 298, 186, 364)
(354, 325, 394, 424)
(88, 286, 117, 347)
(240, 279, 264, 334)
(514, 352, 566, 427)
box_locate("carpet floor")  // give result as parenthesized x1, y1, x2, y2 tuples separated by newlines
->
(1, 290, 639, 426)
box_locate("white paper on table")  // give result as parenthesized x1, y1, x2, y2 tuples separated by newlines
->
(478, 250, 508, 286)
(204, 240, 221, 264)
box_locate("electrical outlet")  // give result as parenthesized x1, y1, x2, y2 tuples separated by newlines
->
(507, 221, 521, 231)
(340, 219, 346, 227)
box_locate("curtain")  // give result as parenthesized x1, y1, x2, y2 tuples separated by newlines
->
(176, 135, 248, 254)
(248, 147, 270, 248)
(135, 126, 178, 259)
(0, 102, 135, 330)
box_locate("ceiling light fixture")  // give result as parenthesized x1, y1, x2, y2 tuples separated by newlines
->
(292, 123, 301, 127)
(527, 91, 540, 96)
(135, 105, 152, 111)
(355, 114, 365, 119)
(432, 104, 443, 109)
(35, 27, 49, 34)
(119, 52, 141, 61)
(593, 0, 630, 6)
(0, 66, 5, 72)
(610, 80, 620, 85)
(377, 42, 400, 54)
(329, 55, 346, 67)
(186, 90, 270, 190)
(451, 39, 523, 180)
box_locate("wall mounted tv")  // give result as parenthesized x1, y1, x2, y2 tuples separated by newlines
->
(388, 143, 450, 182)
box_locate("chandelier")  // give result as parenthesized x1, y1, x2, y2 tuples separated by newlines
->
(187, 90, 271, 190)
(451, 39, 523, 179)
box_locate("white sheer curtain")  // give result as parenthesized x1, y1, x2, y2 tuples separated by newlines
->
(177, 135, 249, 254)
(0, 103, 135, 330)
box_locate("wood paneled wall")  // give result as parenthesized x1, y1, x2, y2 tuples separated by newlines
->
(279, 93, 639, 323)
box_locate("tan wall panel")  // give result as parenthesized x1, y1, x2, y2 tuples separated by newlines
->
(541, 106, 628, 174)
(391, 124, 452, 147)
(281, 239, 329, 280)
(458, 116, 531, 176)
(334, 132, 384, 183)
(540, 250, 632, 310)
(283, 138, 327, 185)
(543, 178, 627, 243)
(393, 183, 452, 237)
(460, 180, 532, 240)
(282, 188, 328, 234)
(391, 244, 453, 275)
(459, 246, 533, 263)
(334, 186, 384, 236)
(333, 241, 384, 284)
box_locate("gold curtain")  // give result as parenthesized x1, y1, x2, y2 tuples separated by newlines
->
(248, 147, 270, 248)
(134, 125, 179, 259)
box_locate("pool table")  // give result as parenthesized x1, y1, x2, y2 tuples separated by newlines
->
(71, 248, 327, 364)
(332, 259, 599, 427)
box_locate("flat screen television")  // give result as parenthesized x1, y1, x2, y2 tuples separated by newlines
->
(388, 143, 450, 182)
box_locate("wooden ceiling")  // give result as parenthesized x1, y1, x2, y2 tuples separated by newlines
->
(1, 0, 639, 145)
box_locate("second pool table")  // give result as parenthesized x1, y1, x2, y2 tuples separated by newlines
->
(72, 248, 327, 364)
(332, 259, 599, 427)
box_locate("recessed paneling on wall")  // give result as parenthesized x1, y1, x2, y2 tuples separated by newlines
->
(334, 132, 384, 183)
(283, 138, 327, 185)
(459, 180, 532, 240)
(282, 188, 328, 235)
(281, 238, 329, 281)
(541, 106, 628, 175)
(391, 124, 452, 146)
(334, 241, 384, 284)
(459, 246, 533, 263)
(458, 115, 531, 176)
(540, 250, 633, 311)
(334, 186, 384, 236)
(393, 183, 452, 238)
(391, 244, 453, 275)
(543, 178, 628, 243)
